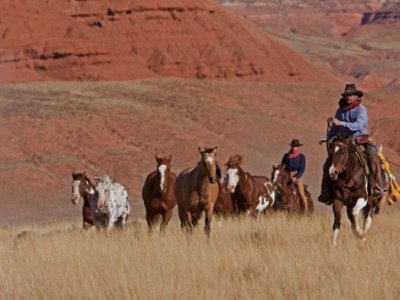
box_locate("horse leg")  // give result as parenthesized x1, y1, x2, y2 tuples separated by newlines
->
(204, 205, 214, 237)
(332, 199, 343, 246)
(363, 204, 375, 236)
(160, 209, 173, 232)
(352, 197, 368, 237)
(146, 212, 155, 233)
(106, 215, 115, 231)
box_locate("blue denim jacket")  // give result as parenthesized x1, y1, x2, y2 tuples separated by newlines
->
(327, 103, 368, 139)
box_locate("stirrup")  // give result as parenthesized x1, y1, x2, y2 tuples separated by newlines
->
(372, 186, 384, 198)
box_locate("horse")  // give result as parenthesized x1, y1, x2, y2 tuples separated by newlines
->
(175, 146, 221, 236)
(214, 181, 235, 217)
(142, 155, 177, 232)
(225, 154, 274, 216)
(95, 175, 130, 231)
(71, 172, 97, 230)
(271, 164, 314, 214)
(327, 138, 386, 245)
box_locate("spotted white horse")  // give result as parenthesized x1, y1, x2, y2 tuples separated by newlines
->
(95, 175, 130, 230)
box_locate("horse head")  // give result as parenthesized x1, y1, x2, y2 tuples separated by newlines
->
(71, 172, 94, 204)
(225, 154, 243, 193)
(271, 164, 287, 189)
(155, 154, 172, 193)
(328, 140, 349, 181)
(95, 175, 112, 210)
(198, 146, 219, 184)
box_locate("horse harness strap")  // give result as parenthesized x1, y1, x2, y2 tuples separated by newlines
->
(349, 142, 370, 176)
(336, 166, 365, 200)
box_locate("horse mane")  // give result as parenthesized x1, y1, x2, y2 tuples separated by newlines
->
(84, 175, 95, 189)
(226, 154, 243, 168)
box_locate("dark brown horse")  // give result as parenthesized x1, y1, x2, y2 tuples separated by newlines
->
(142, 155, 177, 232)
(214, 181, 235, 217)
(327, 138, 385, 245)
(175, 146, 220, 236)
(225, 155, 274, 216)
(271, 164, 314, 214)
(71, 172, 97, 230)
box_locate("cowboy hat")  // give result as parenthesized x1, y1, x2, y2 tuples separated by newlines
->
(289, 139, 303, 147)
(341, 83, 363, 98)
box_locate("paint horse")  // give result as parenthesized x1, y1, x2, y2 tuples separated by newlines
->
(327, 138, 385, 245)
(225, 154, 275, 216)
(175, 146, 221, 236)
(271, 164, 314, 214)
(71, 172, 97, 230)
(142, 155, 177, 232)
(95, 175, 130, 230)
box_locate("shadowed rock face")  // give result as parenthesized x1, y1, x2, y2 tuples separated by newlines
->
(0, 0, 337, 84)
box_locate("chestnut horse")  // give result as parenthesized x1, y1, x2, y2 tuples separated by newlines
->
(225, 155, 275, 216)
(271, 164, 314, 214)
(175, 146, 220, 236)
(327, 138, 386, 245)
(214, 181, 235, 216)
(71, 172, 97, 230)
(142, 155, 177, 232)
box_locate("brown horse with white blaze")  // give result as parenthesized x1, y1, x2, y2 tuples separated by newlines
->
(142, 155, 177, 232)
(271, 164, 314, 214)
(175, 146, 220, 236)
(327, 138, 386, 245)
(71, 172, 97, 230)
(225, 155, 274, 216)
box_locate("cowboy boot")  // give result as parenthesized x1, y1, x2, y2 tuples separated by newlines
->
(318, 158, 332, 205)
(368, 153, 384, 197)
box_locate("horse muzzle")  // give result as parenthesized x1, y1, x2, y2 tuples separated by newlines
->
(71, 197, 79, 204)
(329, 172, 339, 181)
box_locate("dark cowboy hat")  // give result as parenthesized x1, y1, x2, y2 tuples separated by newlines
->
(289, 139, 303, 147)
(341, 83, 363, 98)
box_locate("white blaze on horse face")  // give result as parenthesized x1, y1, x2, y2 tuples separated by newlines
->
(158, 164, 167, 191)
(329, 164, 337, 176)
(72, 180, 82, 204)
(273, 169, 280, 183)
(96, 181, 108, 210)
(226, 168, 239, 193)
(335, 146, 340, 153)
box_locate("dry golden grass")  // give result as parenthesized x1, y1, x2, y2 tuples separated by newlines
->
(1, 212, 400, 299)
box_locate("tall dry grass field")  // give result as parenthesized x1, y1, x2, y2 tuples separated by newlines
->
(1, 212, 400, 299)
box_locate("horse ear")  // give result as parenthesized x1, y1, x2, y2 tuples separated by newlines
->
(198, 146, 202, 154)
(272, 165, 276, 170)
(155, 155, 161, 163)
(213, 146, 218, 153)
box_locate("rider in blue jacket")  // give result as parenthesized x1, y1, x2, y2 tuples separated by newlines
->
(319, 83, 383, 205)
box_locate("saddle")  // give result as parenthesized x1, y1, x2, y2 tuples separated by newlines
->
(348, 138, 370, 176)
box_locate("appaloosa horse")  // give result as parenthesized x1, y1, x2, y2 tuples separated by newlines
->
(142, 155, 177, 232)
(95, 175, 130, 230)
(71, 172, 97, 230)
(175, 146, 221, 236)
(271, 164, 314, 214)
(327, 138, 385, 245)
(225, 155, 275, 216)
